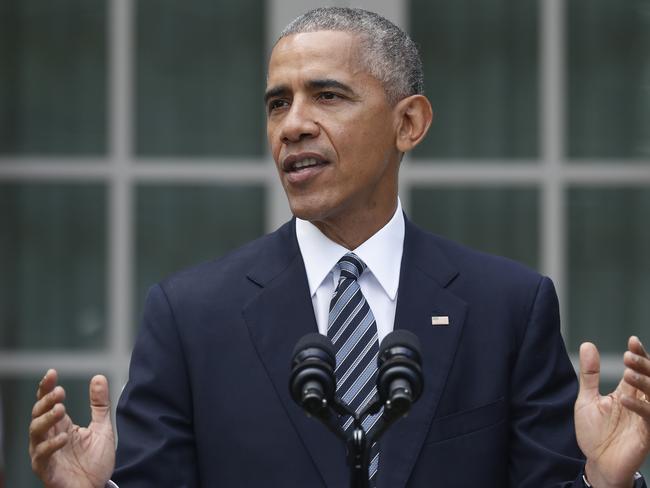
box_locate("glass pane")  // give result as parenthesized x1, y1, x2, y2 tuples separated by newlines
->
(567, 188, 650, 351)
(410, 187, 539, 269)
(135, 184, 265, 328)
(136, 0, 266, 156)
(567, 0, 650, 159)
(0, 184, 107, 349)
(410, 0, 538, 159)
(0, 0, 107, 155)
(1, 377, 90, 488)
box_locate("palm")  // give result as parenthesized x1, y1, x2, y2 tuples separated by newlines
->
(576, 380, 649, 481)
(576, 340, 650, 487)
(29, 373, 116, 488)
(42, 412, 115, 488)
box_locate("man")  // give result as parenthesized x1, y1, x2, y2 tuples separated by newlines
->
(29, 7, 650, 488)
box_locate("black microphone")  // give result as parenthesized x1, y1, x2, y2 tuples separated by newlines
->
(377, 330, 423, 417)
(289, 333, 336, 416)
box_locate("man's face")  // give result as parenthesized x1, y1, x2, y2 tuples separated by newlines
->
(265, 31, 401, 229)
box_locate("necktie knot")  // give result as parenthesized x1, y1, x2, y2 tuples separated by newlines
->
(336, 252, 366, 281)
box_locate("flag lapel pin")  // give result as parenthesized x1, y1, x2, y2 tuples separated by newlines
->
(431, 316, 450, 326)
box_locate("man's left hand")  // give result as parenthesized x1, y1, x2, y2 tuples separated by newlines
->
(575, 336, 650, 488)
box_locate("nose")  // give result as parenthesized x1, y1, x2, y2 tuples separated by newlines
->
(279, 98, 319, 144)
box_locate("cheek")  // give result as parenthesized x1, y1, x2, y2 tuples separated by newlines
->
(356, 111, 393, 142)
(349, 118, 393, 159)
(267, 129, 281, 162)
(332, 115, 378, 150)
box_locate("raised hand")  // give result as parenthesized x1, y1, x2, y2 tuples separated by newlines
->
(29, 369, 116, 488)
(575, 337, 650, 488)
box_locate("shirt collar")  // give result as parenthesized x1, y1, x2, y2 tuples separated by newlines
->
(296, 198, 405, 300)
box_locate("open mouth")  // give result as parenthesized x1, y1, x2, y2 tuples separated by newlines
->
(289, 157, 328, 171)
(283, 154, 329, 173)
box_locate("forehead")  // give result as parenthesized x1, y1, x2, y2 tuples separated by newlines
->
(267, 31, 368, 86)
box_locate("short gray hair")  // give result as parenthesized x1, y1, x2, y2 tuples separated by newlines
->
(278, 7, 424, 104)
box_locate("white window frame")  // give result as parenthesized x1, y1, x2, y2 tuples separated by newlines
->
(1, 0, 649, 410)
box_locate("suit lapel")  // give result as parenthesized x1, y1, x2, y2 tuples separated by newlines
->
(378, 219, 468, 488)
(242, 221, 347, 488)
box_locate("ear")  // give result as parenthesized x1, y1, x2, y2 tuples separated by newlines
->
(394, 95, 433, 153)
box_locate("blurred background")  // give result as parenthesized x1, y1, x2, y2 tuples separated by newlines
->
(1, 0, 649, 485)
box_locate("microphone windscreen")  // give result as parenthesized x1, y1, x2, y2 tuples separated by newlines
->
(380, 330, 422, 357)
(292, 332, 335, 362)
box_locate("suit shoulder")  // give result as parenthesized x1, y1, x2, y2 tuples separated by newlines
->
(407, 221, 547, 298)
(435, 232, 542, 285)
(157, 220, 297, 299)
(410, 224, 556, 342)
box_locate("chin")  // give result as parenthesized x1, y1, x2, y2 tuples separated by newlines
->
(287, 197, 332, 223)
(289, 205, 323, 223)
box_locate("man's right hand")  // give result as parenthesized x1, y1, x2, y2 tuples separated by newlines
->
(29, 369, 116, 488)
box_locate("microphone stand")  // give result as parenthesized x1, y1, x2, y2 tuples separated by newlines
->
(307, 394, 407, 488)
(347, 418, 369, 488)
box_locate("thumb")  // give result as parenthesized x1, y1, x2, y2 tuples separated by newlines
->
(578, 342, 601, 403)
(89, 375, 112, 425)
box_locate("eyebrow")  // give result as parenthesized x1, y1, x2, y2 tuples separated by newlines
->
(264, 78, 355, 104)
(264, 85, 288, 105)
(308, 78, 354, 94)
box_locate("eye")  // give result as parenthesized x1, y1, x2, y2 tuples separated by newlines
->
(317, 91, 341, 102)
(267, 99, 289, 114)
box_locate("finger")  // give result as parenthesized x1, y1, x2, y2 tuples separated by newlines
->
(624, 350, 650, 377)
(31, 385, 66, 420)
(29, 403, 67, 448)
(31, 432, 68, 475)
(36, 369, 58, 401)
(620, 392, 650, 421)
(623, 367, 650, 397)
(89, 375, 112, 426)
(628, 336, 648, 359)
(578, 342, 601, 402)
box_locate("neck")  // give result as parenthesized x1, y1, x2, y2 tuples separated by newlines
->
(312, 198, 398, 250)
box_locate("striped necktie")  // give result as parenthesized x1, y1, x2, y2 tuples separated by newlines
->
(327, 252, 382, 486)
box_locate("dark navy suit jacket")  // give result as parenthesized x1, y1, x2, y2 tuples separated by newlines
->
(113, 217, 594, 487)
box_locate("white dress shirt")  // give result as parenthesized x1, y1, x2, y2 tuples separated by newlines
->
(106, 201, 404, 488)
(296, 199, 405, 344)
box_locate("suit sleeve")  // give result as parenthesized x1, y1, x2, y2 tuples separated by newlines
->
(112, 283, 199, 487)
(507, 276, 585, 487)
(508, 277, 648, 487)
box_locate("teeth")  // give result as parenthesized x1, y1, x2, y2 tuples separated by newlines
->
(293, 158, 319, 170)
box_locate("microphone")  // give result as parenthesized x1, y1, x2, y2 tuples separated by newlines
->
(289, 333, 336, 416)
(377, 330, 423, 417)
(289, 330, 424, 487)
